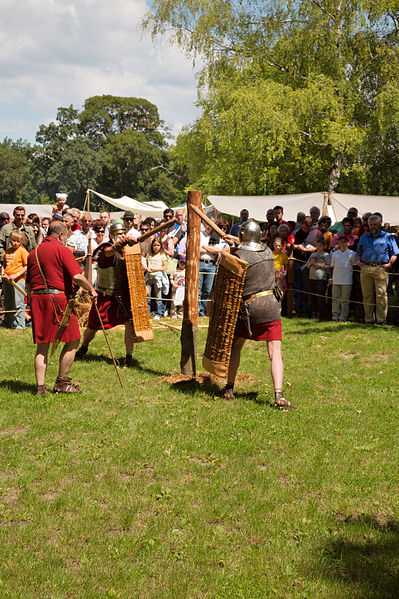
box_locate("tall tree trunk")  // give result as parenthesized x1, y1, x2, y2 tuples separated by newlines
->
(328, 152, 342, 192)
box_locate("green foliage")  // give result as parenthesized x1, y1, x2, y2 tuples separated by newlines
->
(0, 96, 189, 208)
(0, 139, 39, 203)
(146, 0, 399, 195)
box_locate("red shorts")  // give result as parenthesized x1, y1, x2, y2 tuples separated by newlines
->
(235, 319, 282, 342)
(87, 292, 128, 330)
(30, 294, 80, 344)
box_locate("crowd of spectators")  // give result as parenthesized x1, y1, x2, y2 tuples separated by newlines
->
(1, 200, 399, 328)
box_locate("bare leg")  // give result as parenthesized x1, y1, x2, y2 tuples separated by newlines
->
(82, 328, 96, 347)
(124, 321, 134, 356)
(34, 343, 50, 386)
(227, 337, 246, 384)
(266, 340, 283, 392)
(58, 339, 80, 379)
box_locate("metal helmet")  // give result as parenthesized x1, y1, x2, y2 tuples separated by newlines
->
(238, 220, 266, 251)
(109, 221, 126, 239)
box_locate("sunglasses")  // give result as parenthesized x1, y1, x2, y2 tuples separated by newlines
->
(124, 217, 134, 222)
(96, 230, 105, 233)
(140, 227, 149, 232)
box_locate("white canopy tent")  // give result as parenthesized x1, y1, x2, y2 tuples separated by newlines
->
(87, 189, 168, 218)
(207, 193, 325, 222)
(330, 193, 399, 225)
(207, 192, 399, 225)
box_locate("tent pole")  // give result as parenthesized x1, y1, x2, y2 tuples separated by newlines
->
(180, 190, 201, 376)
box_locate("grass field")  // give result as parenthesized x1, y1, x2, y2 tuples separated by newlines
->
(0, 317, 399, 599)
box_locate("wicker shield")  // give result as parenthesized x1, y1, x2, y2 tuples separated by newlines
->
(124, 244, 154, 342)
(202, 248, 248, 378)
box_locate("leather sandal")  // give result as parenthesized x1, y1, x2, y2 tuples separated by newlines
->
(53, 377, 82, 394)
(36, 384, 48, 397)
(274, 397, 296, 410)
(218, 385, 235, 400)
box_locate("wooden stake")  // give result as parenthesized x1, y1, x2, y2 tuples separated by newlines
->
(94, 302, 124, 389)
(180, 190, 201, 376)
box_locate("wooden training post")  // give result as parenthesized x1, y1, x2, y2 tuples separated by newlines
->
(180, 190, 202, 376)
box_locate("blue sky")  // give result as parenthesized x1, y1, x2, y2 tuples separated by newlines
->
(0, 0, 200, 143)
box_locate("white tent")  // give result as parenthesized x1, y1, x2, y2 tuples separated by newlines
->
(330, 193, 399, 225)
(207, 192, 399, 225)
(88, 189, 168, 218)
(207, 193, 325, 222)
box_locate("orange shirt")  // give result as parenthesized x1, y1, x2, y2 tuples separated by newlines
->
(3, 245, 29, 281)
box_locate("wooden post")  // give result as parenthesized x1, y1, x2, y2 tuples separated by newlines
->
(180, 190, 201, 376)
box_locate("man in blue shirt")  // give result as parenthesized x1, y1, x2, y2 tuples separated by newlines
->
(229, 209, 249, 237)
(356, 214, 399, 324)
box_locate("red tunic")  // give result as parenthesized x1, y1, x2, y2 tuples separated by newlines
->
(87, 245, 130, 330)
(26, 237, 82, 343)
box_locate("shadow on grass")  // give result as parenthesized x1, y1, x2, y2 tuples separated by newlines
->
(80, 353, 164, 377)
(0, 379, 36, 395)
(166, 378, 270, 405)
(317, 514, 399, 598)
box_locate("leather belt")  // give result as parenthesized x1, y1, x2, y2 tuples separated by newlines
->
(363, 262, 384, 266)
(246, 290, 274, 304)
(200, 258, 216, 264)
(30, 289, 65, 295)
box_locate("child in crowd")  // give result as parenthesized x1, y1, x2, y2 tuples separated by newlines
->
(1, 230, 29, 330)
(170, 257, 186, 318)
(273, 237, 288, 293)
(145, 237, 169, 319)
(306, 236, 330, 319)
(329, 234, 357, 321)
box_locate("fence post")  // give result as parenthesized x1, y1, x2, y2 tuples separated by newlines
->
(180, 190, 201, 375)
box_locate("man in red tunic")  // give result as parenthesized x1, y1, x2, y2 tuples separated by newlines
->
(26, 221, 97, 397)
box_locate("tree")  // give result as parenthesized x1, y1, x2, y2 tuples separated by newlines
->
(79, 95, 164, 146)
(145, 0, 399, 194)
(0, 139, 39, 203)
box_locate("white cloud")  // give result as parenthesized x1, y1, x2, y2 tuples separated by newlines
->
(0, 0, 201, 141)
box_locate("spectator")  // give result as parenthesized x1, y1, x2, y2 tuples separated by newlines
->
(0, 206, 36, 264)
(330, 207, 358, 233)
(309, 206, 321, 227)
(71, 208, 81, 231)
(329, 234, 357, 321)
(62, 214, 74, 241)
(41, 217, 50, 234)
(99, 211, 111, 236)
(0, 212, 10, 228)
(356, 214, 399, 325)
(266, 209, 275, 225)
(145, 237, 169, 319)
(273, 205, 288, 226)
(318, 216, 333, 251)
(67, 213, 93, 257)
(306, 236, 330, 319)
(331, 217, 358, 250)
(91, 220, 108, 251)
(52, 193, 68, 216)
(273, 237, 288, 294)
(292, 216, 317, 317)
(230, 209, 249, 237)
(264, 221, 279, 247)
(199, 223, 219, 316)
(170, 257, 186, 318)
(123, 211, 140, 240)
(293, 211, 306, 235)
(1, 230, 28, 330)
(277, 223, 294, 253)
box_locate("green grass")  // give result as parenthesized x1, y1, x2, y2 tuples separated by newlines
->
(1, 318, 399, 598)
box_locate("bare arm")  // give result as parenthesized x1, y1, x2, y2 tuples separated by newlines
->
(72, 272, 97, 299)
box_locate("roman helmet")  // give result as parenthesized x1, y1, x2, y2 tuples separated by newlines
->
(109, 221, 126, 240)
(238, 220, 266, 251)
